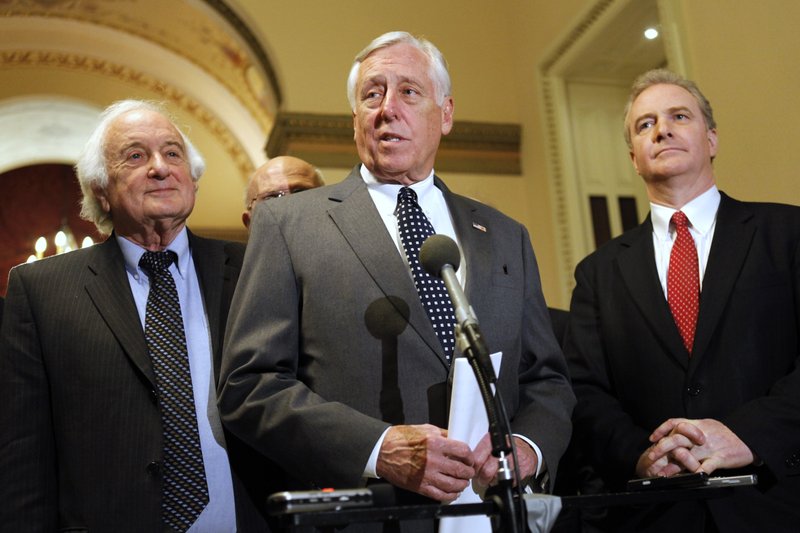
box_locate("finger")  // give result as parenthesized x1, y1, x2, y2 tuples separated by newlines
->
(659, 462, 684, 477)
(426, 463, 477, 500)
(643, 454, 673, 477)
(419, 480, 464, 503)
(698, 456, 722, 475)
(650, 418, 687, 442)
(476, 455, 499, 487)
(669, 446, 702, 473)
(438, 438, 475, 466)
(472, 434, 493, 466)
(440, 456, 476, 481)
(649, 434, 693, 460)
(669, 421, 706, 446)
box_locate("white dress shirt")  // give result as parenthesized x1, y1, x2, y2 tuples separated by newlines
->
(650, 185, 721, 297)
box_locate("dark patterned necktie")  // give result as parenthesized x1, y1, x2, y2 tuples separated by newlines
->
(139, 251, 208, 532)
(667, 211, 700, 354)
(396, 187, 456, 360)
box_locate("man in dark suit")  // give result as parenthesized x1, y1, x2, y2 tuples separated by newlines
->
(0, 100, 265, 532)
(218, 31, 575, 530)
(564, 69, 800, 531)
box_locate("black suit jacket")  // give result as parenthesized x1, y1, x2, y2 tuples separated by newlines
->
(564, 192, 800, 531)
(0, 231, 266, 532)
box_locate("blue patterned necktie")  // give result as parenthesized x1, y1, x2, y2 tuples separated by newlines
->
(396, 187, 456, 360)
(139, 251, 208, 532)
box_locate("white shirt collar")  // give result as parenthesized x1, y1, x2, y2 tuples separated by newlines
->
(651, 185, 720, 240)
(117, 227, 191, 281)
(359, 165, 436, 208)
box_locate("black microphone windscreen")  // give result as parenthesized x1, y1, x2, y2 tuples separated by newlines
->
(420, 234, 460, 277)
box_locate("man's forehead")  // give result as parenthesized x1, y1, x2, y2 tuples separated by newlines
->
(634, 84, 696, 110)
(113, 110, 180, 134)
(359, 44, 429, 79)
(106, 110, 183, 147)
(628, 84, 701, 128)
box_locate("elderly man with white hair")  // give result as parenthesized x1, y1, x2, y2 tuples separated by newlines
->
(0, 100, 268, 532)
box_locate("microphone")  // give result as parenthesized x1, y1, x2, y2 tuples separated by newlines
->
(420, 234, 495, 382)
(419, 234, 474, 327)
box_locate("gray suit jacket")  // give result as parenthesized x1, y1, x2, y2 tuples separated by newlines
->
(219, 168, 575, 508)
(0, 231, 266, 532)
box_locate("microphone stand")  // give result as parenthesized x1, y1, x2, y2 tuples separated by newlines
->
(446, 285, 522, 533)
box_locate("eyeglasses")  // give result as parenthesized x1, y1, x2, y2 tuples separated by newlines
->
(246, 187, 307, 211)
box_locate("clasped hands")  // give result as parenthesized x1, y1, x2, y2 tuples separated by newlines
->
(635, 418, 755, 479)
(376, 424, 538, 502)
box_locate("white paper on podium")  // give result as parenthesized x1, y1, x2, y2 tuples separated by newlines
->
(439, 352, 502, 533)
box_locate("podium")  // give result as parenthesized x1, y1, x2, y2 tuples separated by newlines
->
(271, 475, 755, 533)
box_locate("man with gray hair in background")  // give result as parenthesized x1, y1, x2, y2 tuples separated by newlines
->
(220, 31, 574, 531)
(0, 99, 267, 532)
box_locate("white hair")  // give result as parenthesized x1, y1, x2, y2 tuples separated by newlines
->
(75, 99, 205, 235)
(346, 31, 451, 111)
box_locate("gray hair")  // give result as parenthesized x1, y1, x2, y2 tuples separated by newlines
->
(346, 31, 451, 111)
(75, 99, 205, 235)
(623, 68, 716, 149)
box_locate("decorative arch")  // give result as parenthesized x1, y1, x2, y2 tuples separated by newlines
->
(0, 96, 101, 174)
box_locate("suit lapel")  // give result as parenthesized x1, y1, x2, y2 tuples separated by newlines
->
(692, 194, 755, 361)
(327, 170, 446, 363)
(439, 178, 491, 321)
(616, 218, 689, 368)
(84, 237, 155, 387)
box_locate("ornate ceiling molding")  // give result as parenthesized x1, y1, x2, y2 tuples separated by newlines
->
(0, 0, 278, 130)
(1, 49, 254, 178)
(266, 112, 521, 174)
(203, 0, 282, 106)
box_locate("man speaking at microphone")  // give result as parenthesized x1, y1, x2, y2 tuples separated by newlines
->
(219, 31, 574, 529)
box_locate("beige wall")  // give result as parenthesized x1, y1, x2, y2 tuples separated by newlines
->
(677, 0, 800, 205)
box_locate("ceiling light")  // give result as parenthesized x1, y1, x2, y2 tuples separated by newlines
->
(644, 27, 659, 40)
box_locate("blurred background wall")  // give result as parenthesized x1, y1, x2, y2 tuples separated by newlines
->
(1, 0, 797, 307)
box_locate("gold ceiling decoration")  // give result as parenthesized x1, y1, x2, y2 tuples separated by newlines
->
(2, 48, 254, 178)
(1, 0, 279, 131)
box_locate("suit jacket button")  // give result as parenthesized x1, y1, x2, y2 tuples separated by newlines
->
(686, 385, 701, 396)
(146, 461, 162, 476)
(150, 389, 159, 404)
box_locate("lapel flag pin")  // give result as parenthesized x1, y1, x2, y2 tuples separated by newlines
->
(472, 222, 487, 232)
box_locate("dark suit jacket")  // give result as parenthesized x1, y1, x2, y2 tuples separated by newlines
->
(564, 192, 800, 532)
(218, 167, 575, 531)
(0, 231, 266, 532)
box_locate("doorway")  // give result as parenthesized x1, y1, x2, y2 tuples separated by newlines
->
(540, 0, 684, 304)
